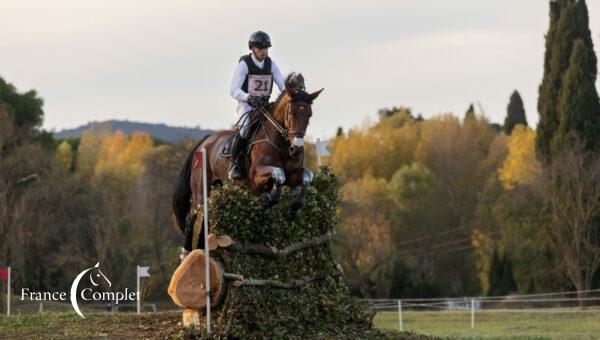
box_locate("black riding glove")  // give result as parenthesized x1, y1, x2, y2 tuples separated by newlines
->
(248, 95, 268, 108)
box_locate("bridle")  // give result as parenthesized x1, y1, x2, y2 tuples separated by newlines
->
(247, 98, 310, 154)
(253, 99, 309, 140)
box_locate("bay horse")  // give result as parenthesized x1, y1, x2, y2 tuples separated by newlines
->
(173, 73, 323, 255)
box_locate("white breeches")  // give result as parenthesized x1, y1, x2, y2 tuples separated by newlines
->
(238, 111, 252, 138)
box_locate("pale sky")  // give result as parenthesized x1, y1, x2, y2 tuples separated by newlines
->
(1, 0, 600, 140)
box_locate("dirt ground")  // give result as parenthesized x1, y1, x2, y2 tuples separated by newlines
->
(1, 311, 184, 339)
(0, 311, 423, 339)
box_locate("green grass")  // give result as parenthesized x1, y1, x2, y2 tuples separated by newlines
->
(373, 310, 600, 339)
(2, 309, 600, 339)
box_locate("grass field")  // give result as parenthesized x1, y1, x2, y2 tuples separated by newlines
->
(1, 309, 600, 339)
(373, 309, 600, 339)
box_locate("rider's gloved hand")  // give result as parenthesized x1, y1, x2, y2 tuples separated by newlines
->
(248, 95, 268, 108)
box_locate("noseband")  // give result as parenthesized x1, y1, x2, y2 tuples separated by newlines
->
(284, 102, 308, 139)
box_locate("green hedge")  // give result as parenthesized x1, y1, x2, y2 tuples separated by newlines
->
(189, 166, 394, 339)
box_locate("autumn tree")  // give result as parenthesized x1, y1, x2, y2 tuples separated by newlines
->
(499, 125, 541, 190)
(55, 140, 74, 171)
(543, 142, 600, 301)
(336, 175, 395, 298)
(332, 109, 418, 181)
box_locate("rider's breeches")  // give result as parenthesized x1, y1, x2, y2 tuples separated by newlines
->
(238, 111, 252, 139)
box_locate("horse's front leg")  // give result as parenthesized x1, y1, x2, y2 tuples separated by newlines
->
(254, 165, 286, 207)
(284, 168, 313, 218)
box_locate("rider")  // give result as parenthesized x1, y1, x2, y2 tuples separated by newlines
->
(228, 30, 286, 179)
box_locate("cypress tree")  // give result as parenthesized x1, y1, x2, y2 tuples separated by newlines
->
(526, 278, 536, 294)
(536, 0, 562, 163)
(488, 250, 503, 296)
(464, 103, 476, 124)
(536, 0, 599, 162)
(554, 38, 600, 152)
(501, 256, 518, 293)
(504, 90, 528, 134)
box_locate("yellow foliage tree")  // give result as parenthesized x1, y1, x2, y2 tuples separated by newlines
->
(94, 131, 154, 183)
(77, 129, 107, 178)
(332, 112, 419, 181)
(54, 140, 73, 171)
(471, 228, 496, 295)
(499, 125, 541, 190)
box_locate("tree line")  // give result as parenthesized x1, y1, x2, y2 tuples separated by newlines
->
(331, 0, 600, 299)
(1, 0, 599, 304)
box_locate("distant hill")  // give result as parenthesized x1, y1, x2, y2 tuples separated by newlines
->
(53, 120, 214, 143)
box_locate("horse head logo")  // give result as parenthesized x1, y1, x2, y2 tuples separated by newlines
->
(70, 262, 111, 319)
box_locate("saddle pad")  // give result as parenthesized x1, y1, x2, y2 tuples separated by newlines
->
(220, 135, 234, 158)
(219, 114, 263, 159)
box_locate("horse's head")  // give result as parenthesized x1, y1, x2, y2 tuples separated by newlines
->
(278, 72, 324, 157)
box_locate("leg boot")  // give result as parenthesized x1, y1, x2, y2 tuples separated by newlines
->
(228, 132, 247, 180)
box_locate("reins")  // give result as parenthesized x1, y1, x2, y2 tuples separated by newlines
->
(245, 94, 310, 153)
(254, 103, 288, 138)
(246, 103, 290, 153)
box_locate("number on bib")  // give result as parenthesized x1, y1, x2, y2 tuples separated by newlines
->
(248, 74, 273, 96)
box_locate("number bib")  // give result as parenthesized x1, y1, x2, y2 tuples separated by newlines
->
(248, 74, 273, 96)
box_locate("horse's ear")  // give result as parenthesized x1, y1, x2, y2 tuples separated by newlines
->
(310, 88, 324, 100)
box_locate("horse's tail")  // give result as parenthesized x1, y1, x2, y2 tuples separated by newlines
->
(172, 135, 210, 235)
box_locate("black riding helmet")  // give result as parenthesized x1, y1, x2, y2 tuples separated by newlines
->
(248, 31, 272, 49)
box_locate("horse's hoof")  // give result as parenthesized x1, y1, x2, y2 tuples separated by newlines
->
(284, 207, 299, 219)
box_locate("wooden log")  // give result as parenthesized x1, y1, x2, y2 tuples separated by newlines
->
(168, 249, 225, 310)
(228, 268, 343, 289)
(217, 235, 233, 248)
(207, 233, 218, 251)
(191, 210, 202, 252)
(220, 231, 334, 257)
(223, 272, 244, 281)
(182, 309, 201, 328)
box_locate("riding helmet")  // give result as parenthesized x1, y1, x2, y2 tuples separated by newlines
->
(248, 31, 272, 49)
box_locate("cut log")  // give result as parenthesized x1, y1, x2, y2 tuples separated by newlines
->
(208, 233, 218, 251)
(182, 309, 201, 328)
(168, 249, 226, 309)
(191, 210, 202, 252)
(217, 235, 233, 248)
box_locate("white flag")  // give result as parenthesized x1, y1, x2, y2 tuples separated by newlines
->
(317, 139, 331, 157)
(137, 266, 150, 278)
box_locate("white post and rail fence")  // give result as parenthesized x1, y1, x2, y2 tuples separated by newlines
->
(366, 288, 600, 332)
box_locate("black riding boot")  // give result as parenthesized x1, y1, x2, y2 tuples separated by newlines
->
(228, 132, 247, 180)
